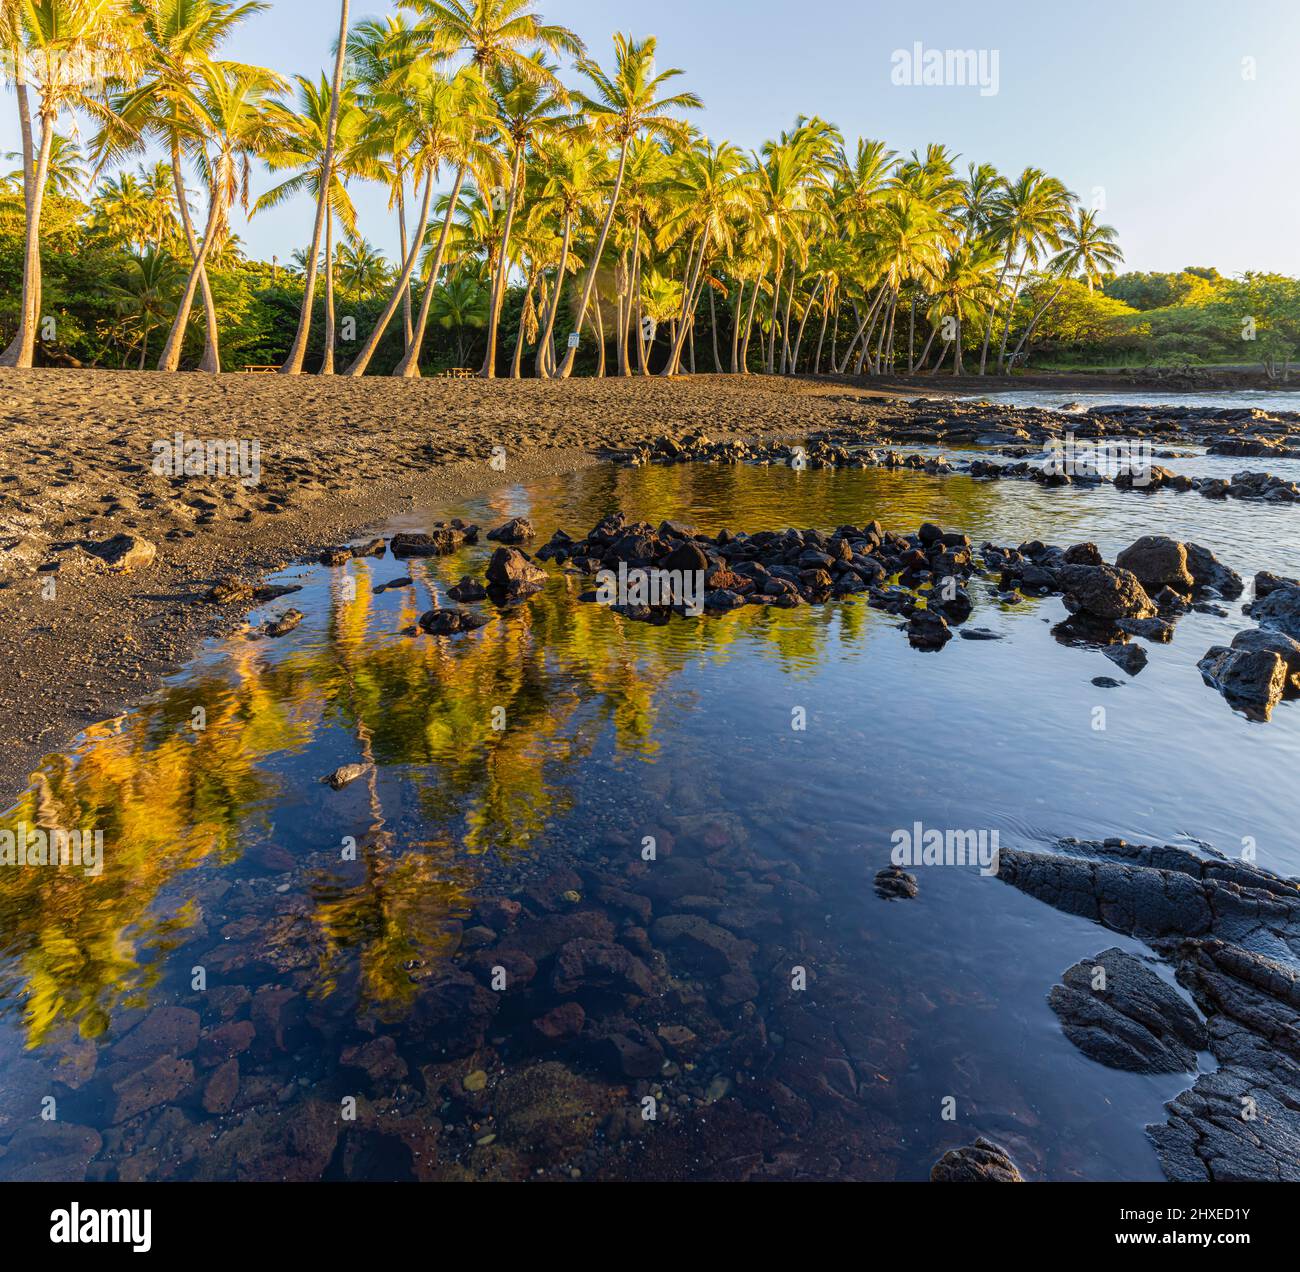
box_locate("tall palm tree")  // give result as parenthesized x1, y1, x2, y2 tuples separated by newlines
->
(154, 61, 285, 372)
(349, 13, 421, 348)
(1, 0, 146, 368)
(476, 53, 569, 377)
(657, 138, 747, 375)
(102, 247, 184, 368)
(335, 238, 392, 297)
(1008, 208, 1123, 365)
(98, 0, 267, 374)
(977, 167, 1074, 374)
(5, 132, 86, 195)
(530, 135, 606, 378)
(257, 72, 366, 373)
(280, 0, 350, 375)
(919, 240, 1001, 375)
(345, 64, 499, 377)
(554, 34, 700, 379)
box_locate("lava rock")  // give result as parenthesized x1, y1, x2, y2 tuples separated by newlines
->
(486, 517, 536, 544)
(1116, 536, 1195, 595)
(1060, 564, 1158, 621)
(419, 607, 491, 637)
(875, 867, 918, 900)
(1048, 948, 1206, 1073)
(930, 1138, 1024, 1182)
(1198, 645, 1288, 720)
(83, 533, 157, 574)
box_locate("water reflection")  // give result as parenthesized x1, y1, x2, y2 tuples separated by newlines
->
(0, 457, 1296, 1181)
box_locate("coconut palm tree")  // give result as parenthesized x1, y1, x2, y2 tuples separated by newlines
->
(280, 0, 350, 375)
(400, 0, 582, 85)
(345, 64, 499, 378)
(657, 138, 747, 376)
(335, 238, 392, 297)
(102, 247, 184, 368)
(919, 240, 1001, 375)
(1, 0, 146, 368)
(5, 132, 86, 195)
(349, 13, 422, 348)
(88, 164, 180, 253)
(977, 167, 1074, 374)
(154, 61, 286, 372)
(476, 53, 569, 377)
(554, 34, 700, 379)
(257, 72, 367, 372)
(1008, 208, 1123, 365)
(430, 266, 489, 364)
(530, 134, 605, 377)
(98, 0, 267, 374)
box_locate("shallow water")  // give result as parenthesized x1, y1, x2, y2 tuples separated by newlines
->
(962, 388, 1300, 414)
(1, 454, 1297, 1182)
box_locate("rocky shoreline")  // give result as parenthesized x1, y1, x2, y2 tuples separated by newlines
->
(396, 506, 1300, 724)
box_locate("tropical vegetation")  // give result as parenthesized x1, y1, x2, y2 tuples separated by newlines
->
(0, 0, 1291, 377)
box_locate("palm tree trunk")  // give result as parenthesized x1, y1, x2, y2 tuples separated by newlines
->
(954, 314, 965, 375)
(282, 0, 350, 374)
(709, 286, 722, 372)
(162, 137, 220, 374)
(915, 322, 938, 374)
(397, 182, 413, 351)
(1010, 281, 1065, 365)
(594, 298, 606, 376)
(615, 249, 629, 377)
(481, 145, 525, 378)
(510, 273, 533, 379)
(320, 213, 336, 374)
(0, 110, 53, 369)
(792, 276, 824, 374)
(347, 171, 435, 377)
(766, 249, 784, 374)
(664, 230, 710, 375)
(159, 185, 224, 373)
(730, 280, 745, 374)
(739, 278, 761, 374)
(558, 138, 630, 379)
(979, 249, 1014, 375)
(536, 214, 573, 379)
(813, 294, 831, 375)
(0, 64, 37, 366)
(997, 258, 1029, 373)
(394, 165, 466, 378)
(906, 294, 917, 373)
(779, 267, 796, 374)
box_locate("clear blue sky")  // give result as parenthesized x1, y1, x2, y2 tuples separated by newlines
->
(6, 0, 1298, 276)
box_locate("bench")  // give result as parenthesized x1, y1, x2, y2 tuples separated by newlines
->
(441, 367, 475, 380)
(241, 365, 279, 374)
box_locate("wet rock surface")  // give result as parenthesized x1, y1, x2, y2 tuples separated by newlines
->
(998, 837, 1300, 1181)
(930, 1137, 1024, 1182)
(1048, 948, 1205, 1073)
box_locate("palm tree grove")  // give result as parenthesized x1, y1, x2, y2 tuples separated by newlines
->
(1, 0, 1299, 1228)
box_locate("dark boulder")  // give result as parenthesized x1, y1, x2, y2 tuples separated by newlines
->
(1048, 948, 1205, 1073)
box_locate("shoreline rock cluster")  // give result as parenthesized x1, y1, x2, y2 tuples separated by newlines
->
(606, 430, 1300, 507)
